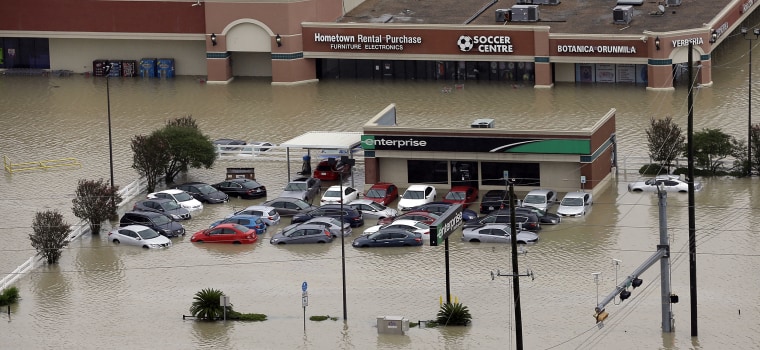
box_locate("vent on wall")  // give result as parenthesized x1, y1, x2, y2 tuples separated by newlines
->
(471, 119, 495, 128)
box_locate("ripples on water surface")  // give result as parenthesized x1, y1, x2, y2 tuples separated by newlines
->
(1, 62, 759, 349)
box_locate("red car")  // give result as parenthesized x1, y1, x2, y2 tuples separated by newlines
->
(364, 182, 399, 205)
(313, 159, 352, 181)
(443, 185, 479, 206)
(190, 223, 258, 244)
(377, 211, 440, 226)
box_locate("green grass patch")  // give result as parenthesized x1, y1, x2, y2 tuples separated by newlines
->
(310, 315, 338, 321)
(228, 311, 267, 321)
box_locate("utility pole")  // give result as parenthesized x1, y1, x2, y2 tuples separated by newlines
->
(687, 42, 698, 337)
(507, 178, 523, 350)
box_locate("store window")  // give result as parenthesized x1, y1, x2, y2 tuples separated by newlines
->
(481, 162, 539, 186)
(408, 160, 448, 185)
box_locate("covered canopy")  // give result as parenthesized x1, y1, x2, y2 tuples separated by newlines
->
(280, 131, 363, 150)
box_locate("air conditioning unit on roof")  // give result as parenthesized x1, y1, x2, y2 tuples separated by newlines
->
(495, 8, 510, 22)
(613, 5, 633, 25)
(533, 0, 560, 5)
(510, 5, 539, 22)
(665, 0, 681, 6)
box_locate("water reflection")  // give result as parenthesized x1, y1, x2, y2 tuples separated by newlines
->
(191, 319, 232, 349)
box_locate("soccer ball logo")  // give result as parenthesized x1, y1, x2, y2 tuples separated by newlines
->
(457, 35, 474, 52)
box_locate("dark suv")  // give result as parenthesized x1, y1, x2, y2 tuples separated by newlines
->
(119, 211, 186, 238)
(480, 190, 510, 214)
(291, 204, 364, 227)
(462, 209, 541, 231)
(280, 177, 322, 203)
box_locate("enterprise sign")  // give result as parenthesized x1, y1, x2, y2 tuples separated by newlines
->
(361, 135, 591, 154)
(430, 205, 463, 246)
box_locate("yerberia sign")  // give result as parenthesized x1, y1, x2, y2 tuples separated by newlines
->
(430, 205, 463, 247)
(313, 32, 422, 51)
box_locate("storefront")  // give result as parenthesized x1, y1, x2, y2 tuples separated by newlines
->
(361, 104, 617, 194)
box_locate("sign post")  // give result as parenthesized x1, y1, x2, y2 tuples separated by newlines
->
(302, 281, 308, 332)
(429, 204, 463, 304)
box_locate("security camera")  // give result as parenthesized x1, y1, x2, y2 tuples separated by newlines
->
(192, 0, 201, 6)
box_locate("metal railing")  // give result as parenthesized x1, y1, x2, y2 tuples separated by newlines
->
(214, 145, 365, 163)
(3, 155, 81, 174)
(0, 177, 148, 292)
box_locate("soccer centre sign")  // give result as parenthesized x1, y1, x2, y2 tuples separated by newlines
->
(430, 204, 463, 246)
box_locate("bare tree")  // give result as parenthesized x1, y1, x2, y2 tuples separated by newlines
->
(131, 133, 171, 192)
(30, 210, 71, 264)
(646, 117, 685, 173)
(72, 179, 123, 234)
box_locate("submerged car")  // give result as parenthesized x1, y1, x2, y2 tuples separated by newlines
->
(377, 211, 440, 226)
(361, 219, 430, 239)
(462, 224, 539, 244)
(408, 202, 478, 222)
(397, 185, 437, 211)
(133, 198, 191, 220)
(262, 197, 315, 217)
(229, 205, 282, 226)
(280, 216, 351, 238)
(627, 174, 702, 192)
(210, 214, 267, 235)
(119, 211, 186, 238)
(522, 189, 557, 212)
(212, 178, 267, 199)
(313, 159, 352, 181)
(347, 199, 398, 219)
(280, 177, 321, 203)
(174, 182, 229, 204)
(479, 190, 509, 214)
(291, 204, 364, 227)
(557, 191, 593, 217)
(364, 182, 399, 206)
(190, 223, 258, 244)
(463, 209, 541, 231)
(269, 223, 334, 244)
(351, 228, 423, 248)
(107, 225, 172, 249)
(320, 185, 359, 205)
(147, 189, 204, 212)
(443, 185, 479, 206)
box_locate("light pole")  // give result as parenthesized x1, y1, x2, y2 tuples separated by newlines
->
(103, 63, 116, 209)
(742, 27, 760, 176)
(336, 156, 355, 322)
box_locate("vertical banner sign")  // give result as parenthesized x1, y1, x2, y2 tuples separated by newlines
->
(430, 204, 464, 246)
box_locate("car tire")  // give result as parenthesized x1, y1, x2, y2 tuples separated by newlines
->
(112, 239, 120, 244)
(277, 242, 286, 245)
(469, 239, 480, 243)
(195, 240, 203, 243)
(142, 245, 150, 249)
(317, 241, 326, 243)
(233, 241, 241, 244)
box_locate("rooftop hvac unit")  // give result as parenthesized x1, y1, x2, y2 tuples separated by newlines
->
(510, 5, 539, 22)
(516, 0, 533, 4)
(665, 0, 681, 6)
(613, 5, 633, 25)
(495, 9, 510, 22)
(471, 119, 495, 128)
(533, 0, 560, 5)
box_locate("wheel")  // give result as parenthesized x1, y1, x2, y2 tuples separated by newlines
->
(142, 245, 150, 249)
(469, 239, 480, 243)
(361, 245, 369, 248)
(317, 241, 326, 243)
(233, 241, 241, 244)
(112, 239, 120, 244)
(277, 242, 286, 245)
(196, 240, 203, 243)
(632, 189, 643, 192)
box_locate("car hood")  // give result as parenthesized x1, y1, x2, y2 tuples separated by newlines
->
(557, 205, 584, 216)
(179, 198, 203, 211)
(207, 191, 229, 201)
(280, 190, 307, 199)
(398, 198, 430, 209)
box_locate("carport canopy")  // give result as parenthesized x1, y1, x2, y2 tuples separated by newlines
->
(280, 131, 363, 182)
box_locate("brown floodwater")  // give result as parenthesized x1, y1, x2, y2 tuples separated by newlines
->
(1, 36, 759, 349)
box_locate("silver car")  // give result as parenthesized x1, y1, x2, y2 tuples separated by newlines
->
(228, 205, 281, 226)
(522, 189, 557, 212)
(107, 225, 172, 249)
(557, 191, 593, 217)
(280, 217, 351, 238)
(627, 174, 702, 192)
(280, 177, 321, 203)
(462, 224, 539, 244)
(347, 199, 398, 219)
(270, 223, 335, 244)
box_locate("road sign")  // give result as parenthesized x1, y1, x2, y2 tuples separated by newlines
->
(503, 170, 509, 180)
(302, 292, 309, 307)
(302, 281, 308, 292)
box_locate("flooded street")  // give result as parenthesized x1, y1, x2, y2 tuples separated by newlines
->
(1, 41, 759, 348)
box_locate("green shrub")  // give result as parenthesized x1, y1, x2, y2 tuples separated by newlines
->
(0, 287, 20, 306)
(436, 302, 472, 326)
(639, 164, 668, 175)
(309, 315, 338, 322)
(228, 311, 267, 321)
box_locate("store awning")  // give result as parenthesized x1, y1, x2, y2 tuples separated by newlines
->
(280, 131, 363, 150)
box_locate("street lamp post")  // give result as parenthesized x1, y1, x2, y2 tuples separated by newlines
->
(103, 64, 116, 208)
(742, 27, 760, 176)
(336, 156, 356, 322)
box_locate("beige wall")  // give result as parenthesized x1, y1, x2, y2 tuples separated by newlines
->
(554, 62, 576, 82)
(230, 52, 273, 76)
(50, 38, 207, 75)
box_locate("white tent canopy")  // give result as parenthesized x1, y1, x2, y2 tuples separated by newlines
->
(280, 131, 363, 183)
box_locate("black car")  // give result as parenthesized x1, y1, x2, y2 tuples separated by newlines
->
(517, 206, 561, 225)
(291, 204, 365, 227)
(409, 201, 478, 221)
(119, 211, 186, 238)
(463, 209, 541, 231)
(351, 228, 422, 248)
(174, 182, 229, 204)
(480, 190, 510, 214)
(133, 198, 191, 220)
(262, 197, 316, 217)
(212, 178, 267, 199)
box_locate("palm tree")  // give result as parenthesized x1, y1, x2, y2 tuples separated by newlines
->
(436, 302, 472, 326)
(189, 288, 229, 320)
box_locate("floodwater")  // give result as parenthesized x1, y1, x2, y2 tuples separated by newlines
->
(1, 37, 759, 349)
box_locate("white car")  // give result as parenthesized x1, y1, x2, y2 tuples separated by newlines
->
(107, 225, 172, 249)
(461, 224, 539, 244)
(557, 191, 593, 217)
(147, 189, 204, 212)
(627, 174, 702, 192)
(522, 189, 557, 212)
(398, 185, 437, 211)
(347, 199, 398, 219)
(228, 205, 281, 226)
(362, 219, 430, 240)
(320, 185, 359, 205)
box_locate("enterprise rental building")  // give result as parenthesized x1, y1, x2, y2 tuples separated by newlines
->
(0, 0, 756, 90)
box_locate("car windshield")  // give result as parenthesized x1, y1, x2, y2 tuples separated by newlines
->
(524, 195, 545, 204)
(413, 222, 428, 229)
(403, 190, 424, 199)
(368, 202, 386, 210)
(285, 183, 307, 191)
(242, 181, 263, 189)
(152, 215, 172, 225)
(324, 190, 341, 198)
(163, 201, 181, 210)
(137, 227, 160, 239)
(561, 197, 584, 206)
(445, 191, 466, 200)
(366, 189, 386, 198)
(196, 184, 216, 194)
(232, 224, 248, 232)
(294, 200, 311, 209)
(174, 192, 193, 202)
